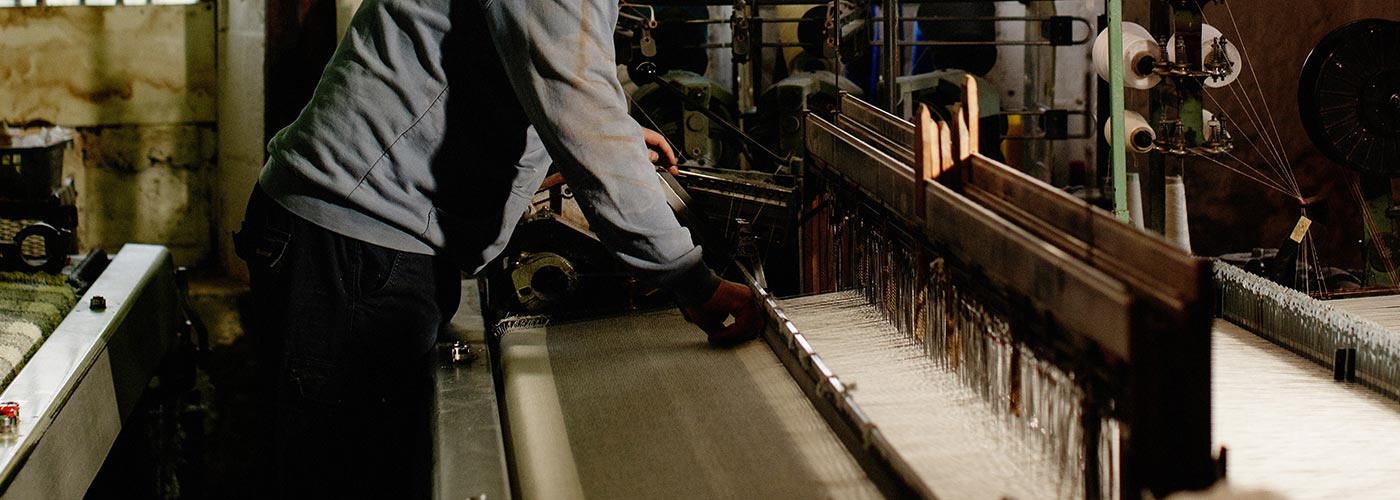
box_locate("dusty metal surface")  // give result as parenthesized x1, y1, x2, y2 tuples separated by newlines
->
(434, 342, 509, 500)
(0, 244, 179, 500)
(434, 280, 510, 500)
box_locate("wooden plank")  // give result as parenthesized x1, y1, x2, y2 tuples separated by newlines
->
(805, 114, 1135, 360)
(964, 154, 1201, 312)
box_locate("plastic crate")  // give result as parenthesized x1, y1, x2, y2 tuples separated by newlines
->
(0, 140, 68, 202)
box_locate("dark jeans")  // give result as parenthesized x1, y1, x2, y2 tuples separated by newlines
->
(235, 186, 460, 499)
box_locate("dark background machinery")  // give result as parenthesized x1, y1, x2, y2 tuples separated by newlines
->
(1217, 18, 1400, 295)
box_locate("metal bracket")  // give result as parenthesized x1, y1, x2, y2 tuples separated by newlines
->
(0, 222, 69, 274)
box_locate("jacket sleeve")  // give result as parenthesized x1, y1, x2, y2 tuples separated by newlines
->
(480, 0, 720, 305)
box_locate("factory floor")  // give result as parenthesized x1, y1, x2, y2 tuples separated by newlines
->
(85, 276, 264, 500)
(86, 276, 487, 499)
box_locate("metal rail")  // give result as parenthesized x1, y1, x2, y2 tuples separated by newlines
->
(742, 264, 935, 499)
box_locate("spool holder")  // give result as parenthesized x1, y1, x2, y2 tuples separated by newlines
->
(1150, 35, 1235, 81)
(1144, 113, 1235, 157)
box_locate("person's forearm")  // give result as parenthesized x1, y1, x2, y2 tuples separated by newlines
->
(482, 0, 718, 303)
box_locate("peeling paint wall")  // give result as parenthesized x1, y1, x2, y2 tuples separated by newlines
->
(70, 125, 215, 264)
(0, 5, 216, 126)
(217, 0, 265, 279)
(1, 4, 219, 267)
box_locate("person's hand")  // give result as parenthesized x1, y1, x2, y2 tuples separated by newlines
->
(679, 280, 764, 346)
(642, 127, 680, 176)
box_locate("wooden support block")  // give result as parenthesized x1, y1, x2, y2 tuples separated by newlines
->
(914, 104, 941, 219)
(962, 75, 980, 157)
(938, 120, 954, 176)
(952, 103, 970, 162)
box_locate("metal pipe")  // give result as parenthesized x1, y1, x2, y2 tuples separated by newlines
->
(871, 40, 1063, 47)
(881, 0, 901, 112)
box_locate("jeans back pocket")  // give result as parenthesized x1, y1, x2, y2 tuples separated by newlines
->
(234, 224, 291, 270)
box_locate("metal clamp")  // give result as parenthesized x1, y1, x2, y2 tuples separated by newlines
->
(0, 222, 69, 274)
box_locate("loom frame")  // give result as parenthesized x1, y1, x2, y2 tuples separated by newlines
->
(793, 91, 1216, 498)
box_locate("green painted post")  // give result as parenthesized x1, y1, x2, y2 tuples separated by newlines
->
(1109, 0, 1129, 221)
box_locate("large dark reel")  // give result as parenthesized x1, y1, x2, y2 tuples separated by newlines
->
(1299, 19, 1400, 176)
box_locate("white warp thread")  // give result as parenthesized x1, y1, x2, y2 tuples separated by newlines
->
(781, 291, 1083, 500)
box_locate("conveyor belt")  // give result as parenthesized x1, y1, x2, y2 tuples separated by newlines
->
(0, 272, 76, 389)
(1212, 320, 1400, 499)
(497, 309, 880, 500)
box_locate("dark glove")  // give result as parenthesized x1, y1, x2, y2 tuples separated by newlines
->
(679, 279, 764, 346)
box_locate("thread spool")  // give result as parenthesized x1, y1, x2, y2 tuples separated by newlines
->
(1126, 173, 1145, 230)
(1093, 23, 1162, 90)
(1165, 175, 1192, 252)
(1104, 110, 1157, 154)
(1168, 24, 1243, 88)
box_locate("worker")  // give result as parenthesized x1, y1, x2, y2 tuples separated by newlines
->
(233, 0, 764, 497)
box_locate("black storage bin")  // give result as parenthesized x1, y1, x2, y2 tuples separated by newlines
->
(0, 140, 69, 201)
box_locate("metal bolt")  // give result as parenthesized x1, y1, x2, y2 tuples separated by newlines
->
(90, 296, 107, 311)
(449, 341, 477, 365)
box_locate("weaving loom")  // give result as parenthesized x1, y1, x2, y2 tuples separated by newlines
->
(453, 82, 1221, 500)
(792, 91, 1400, 499)
(785, 88, 1215, 498)
(453, 72, 1400, 500)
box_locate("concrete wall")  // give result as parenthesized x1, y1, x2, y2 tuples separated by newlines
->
(2, 1, 266, 274)
(217, 0, 265, 279)
(1, 4, 219, 266)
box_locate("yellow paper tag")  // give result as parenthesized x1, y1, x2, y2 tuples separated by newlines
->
(1290, 216, 1312, 243)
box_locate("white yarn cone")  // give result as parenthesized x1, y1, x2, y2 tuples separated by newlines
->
(1165, 175, 1192, 252)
